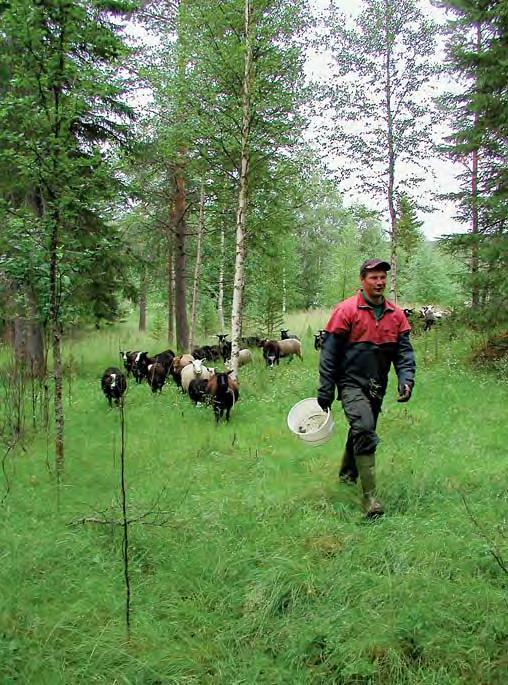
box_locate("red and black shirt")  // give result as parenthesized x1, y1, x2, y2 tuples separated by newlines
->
(318, 290, 415, 401)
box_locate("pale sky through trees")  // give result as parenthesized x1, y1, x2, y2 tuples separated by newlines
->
(309, 0, 464, 241)
(126, 0, 464, 241)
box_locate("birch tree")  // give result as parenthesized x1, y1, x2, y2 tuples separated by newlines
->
(322, 0, 439, 300)
(229, 0, 254, 374)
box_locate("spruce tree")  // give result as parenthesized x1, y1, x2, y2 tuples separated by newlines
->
(0, 0, 135, 476)
(438, 0, 508, 325)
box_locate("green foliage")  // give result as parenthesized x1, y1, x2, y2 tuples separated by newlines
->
(0, 320, 506, 683)
(438, 0, 508, 327)
(400, 241, 467, 307)
(0, 0, 136, 329)
(396, 193, 426, 290)
(321, 206, 389, 307)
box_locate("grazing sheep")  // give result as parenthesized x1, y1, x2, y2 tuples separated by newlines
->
(216, 334, 232, 362)
(120, 350, 140, 377)
(146, 362, 166, 393)
(313, 330, 325, 351)
(280, 329, 300, 341)
(135, 349, 175, 383)
(131, 351, 147, 384)
(263, 338, 303, 367)
(181, 358, 214, 393)
(239, 335, 263, 348)
(278, 338, 303, 361)
(169, 354, 195, 388)
(225, 348, 253, 370)
(419, 306, 436, 332)
(192, 344, 222, 362)
(101, 367, 127, 407)
(188, 378, 210, 405)
(152, 349, 175, 373)
(262, 339, 280, 368)
(206, 371, 239, 423)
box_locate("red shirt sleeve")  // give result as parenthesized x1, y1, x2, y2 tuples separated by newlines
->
(398, 310, 411, 335)
(325, 301, 353, 335)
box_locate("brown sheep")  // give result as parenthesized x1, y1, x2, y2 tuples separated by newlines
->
(206, 371, 239, 423)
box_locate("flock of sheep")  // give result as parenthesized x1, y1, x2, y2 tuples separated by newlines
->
(101, 305, 449, 421)
(100, 330, 304, 423)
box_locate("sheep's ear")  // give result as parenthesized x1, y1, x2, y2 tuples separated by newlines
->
(227, 369, 235, 375)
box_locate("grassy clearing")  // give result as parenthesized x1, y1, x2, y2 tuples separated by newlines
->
(0, 316, 507, 684)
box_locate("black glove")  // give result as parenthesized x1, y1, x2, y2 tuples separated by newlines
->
(317, 396, 332, 412)
(397, 383, 412, 403)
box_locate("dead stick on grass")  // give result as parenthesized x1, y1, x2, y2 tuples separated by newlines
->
(119, 395, 131, 638)
(1, 441, 17, 503)
(461, 493, 508, 577)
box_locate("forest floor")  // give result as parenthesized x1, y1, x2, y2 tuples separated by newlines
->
(0, 314, 507, 684)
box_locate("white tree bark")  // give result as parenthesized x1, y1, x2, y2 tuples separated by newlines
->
(384, 0, 398, 302)
(230, 0, 253, 376)
(217, 224, 225, 332)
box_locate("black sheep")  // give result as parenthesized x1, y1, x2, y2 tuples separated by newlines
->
(262, 340, 280, 368)
(206, 371, 239, 423)
(280, 329, 300, 341)
(188, 378, 210, 405)
(101, 367, 127, 407)
(146, 362, 166, 393)
(314, 330, 325, 351)
(120, 350, 139, 377)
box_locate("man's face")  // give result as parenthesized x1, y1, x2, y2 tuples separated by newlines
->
(361, 269, 387, 300)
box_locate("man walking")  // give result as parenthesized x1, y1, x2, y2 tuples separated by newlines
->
(317, 259, 416, 518)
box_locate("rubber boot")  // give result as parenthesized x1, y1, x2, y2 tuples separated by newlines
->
(356, 453, 384, 519)
(338, 446, 358, 484)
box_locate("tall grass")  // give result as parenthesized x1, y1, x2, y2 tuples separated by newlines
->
(0, 316, 506, 684)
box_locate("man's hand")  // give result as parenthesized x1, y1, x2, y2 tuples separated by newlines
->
(317, 396, 332, 412)
(397, 383, 412, 403)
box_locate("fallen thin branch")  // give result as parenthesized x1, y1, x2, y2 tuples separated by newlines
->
(68, 511, 176, 527)
(461, 493, 508, 577)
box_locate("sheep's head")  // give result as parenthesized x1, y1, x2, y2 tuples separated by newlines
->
(192, 358, 205, 375)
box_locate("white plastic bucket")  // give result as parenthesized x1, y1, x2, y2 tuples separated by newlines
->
(287, 398, 335, 447)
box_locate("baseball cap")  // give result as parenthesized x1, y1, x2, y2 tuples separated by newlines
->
(360, 259, 391, 276)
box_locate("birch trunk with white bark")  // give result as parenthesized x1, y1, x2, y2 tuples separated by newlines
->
(384, 0, 398, 302)
(230, 0, 253, 376)
(217, 224, 225, 332)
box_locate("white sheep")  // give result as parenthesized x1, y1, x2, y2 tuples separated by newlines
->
(181, 358, 214, 393)
(225, 348, 253, 370)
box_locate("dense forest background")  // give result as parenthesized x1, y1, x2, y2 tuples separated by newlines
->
(0, 4, 507, 680)
(1, 0, 506, 469)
